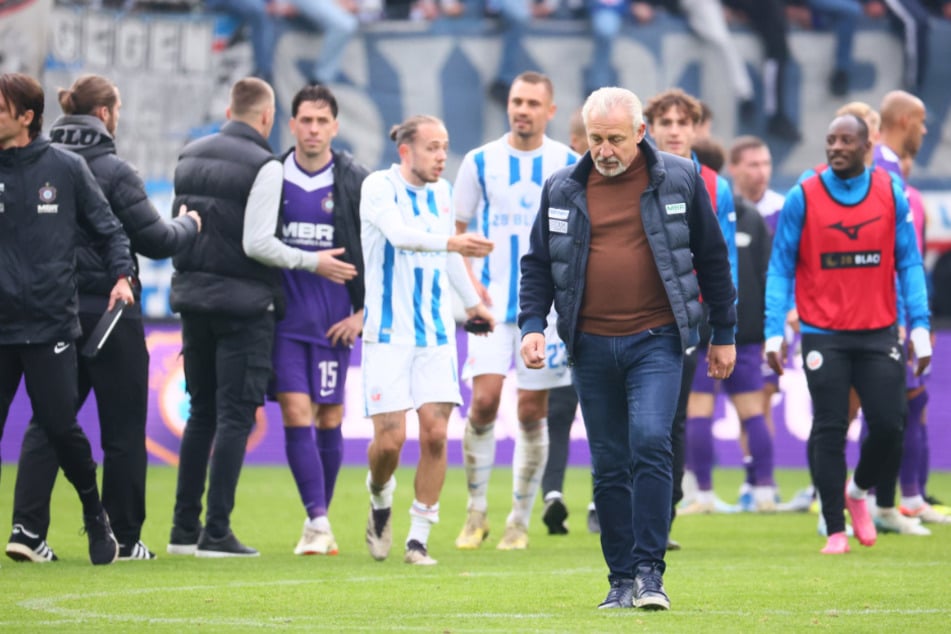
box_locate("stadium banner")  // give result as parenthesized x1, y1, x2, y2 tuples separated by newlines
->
(2, 324, 950, 470)
(37, 7, 951, 317)
(0, 0, 52, 76)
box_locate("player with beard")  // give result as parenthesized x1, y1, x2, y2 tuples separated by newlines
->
(451, 71, 579, 550)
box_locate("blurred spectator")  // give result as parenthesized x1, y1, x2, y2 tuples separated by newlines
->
(787, 0, 863, 96)
(723, 0, 801, 141)
(866, 0, 931, 93)
(280, 0, 359, 85)
(487, 0, 559, 104)
(675, 1, 755, 118)
(584, 0, 656, 96)
(205, 0, 277, 82)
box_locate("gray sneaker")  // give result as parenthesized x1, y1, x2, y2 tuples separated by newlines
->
(597, 578, 635, 609)
(634, 564, 670, 610)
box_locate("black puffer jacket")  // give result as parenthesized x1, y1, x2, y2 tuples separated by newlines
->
(50, 114, 199, 317)
(0, 136, 134, 344)
(170, 120, 281, 318)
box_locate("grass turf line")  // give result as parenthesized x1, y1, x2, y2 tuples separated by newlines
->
(0, 466, 949, 632)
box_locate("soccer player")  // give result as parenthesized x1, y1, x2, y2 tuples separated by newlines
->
(360, 115, 494, 565)
(274, 84, 369, 556)
(765, 113, 931, 554)
(451, 71, 578, 550)
(727, 136, 785, 235)
(643, 90, 737, 523)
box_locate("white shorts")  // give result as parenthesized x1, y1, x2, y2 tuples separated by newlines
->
(462, 321, 571, 391)
(362, 342, 462, 417)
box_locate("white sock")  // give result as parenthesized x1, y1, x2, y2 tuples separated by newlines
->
(696, 490, 715, 505)
(902, 495, 925, 510)
(507, 419, 549, 528)
(544, 490, 562, 503)
(306, 515, 331, 532)
(463, 419, 496, 513)
(846, 478, 867, 500)
(367, 471, 396, 510)
(407, 499, 439, 546)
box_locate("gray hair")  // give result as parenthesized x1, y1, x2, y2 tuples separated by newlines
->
(582, 87, 643, 131)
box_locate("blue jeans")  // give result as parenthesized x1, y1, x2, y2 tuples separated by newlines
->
(587, 7, 623, 94)
(289, 0, 359, 84)
(495, 0, 530, 86)
(807, 0, 861, 72)
(571, 326, 683, 581)
(206, 0, 276, 81)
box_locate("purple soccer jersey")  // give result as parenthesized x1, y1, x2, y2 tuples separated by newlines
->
(276, 154, 352, 345)
(873, 144, 905, 188)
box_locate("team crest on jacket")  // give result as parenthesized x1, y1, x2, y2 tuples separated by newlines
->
(37, 183, 59, 214)
(39, 183, 57, 203)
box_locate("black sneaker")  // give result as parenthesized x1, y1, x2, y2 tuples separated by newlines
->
(597, 578, 635, 609)
(118, 540, 157, 561)
(587, 507, 601, 534)
(195, 530, 259, 558)
(542, 496, 569, 535)
(634, 563, 670, 610)
(5, 524, 58, 563)
(83, 510, 119, 565)
(767, 114, 802, 143)
(738, 98, 757, 123)
(829, 68, 849, 96)
(487, 79, 510, 106)
(167, 523, 202, 556)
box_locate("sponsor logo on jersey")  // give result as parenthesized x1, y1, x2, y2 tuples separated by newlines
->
(821, 250, 882, 269)
(826, 216, 881, 240)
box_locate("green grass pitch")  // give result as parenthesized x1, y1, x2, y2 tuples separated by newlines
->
(1, 465, 949, 632)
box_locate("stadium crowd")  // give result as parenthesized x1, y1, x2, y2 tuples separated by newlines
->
(1, 0, 950, 610)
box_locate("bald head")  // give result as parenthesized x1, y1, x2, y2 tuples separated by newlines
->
(880, 91, 923, 130)
(878, 90, 927, 158)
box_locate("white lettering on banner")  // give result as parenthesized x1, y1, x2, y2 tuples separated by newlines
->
(0, 0, 52, 76)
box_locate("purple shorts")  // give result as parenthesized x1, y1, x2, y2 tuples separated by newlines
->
(269, 336, 351, 404)
(691, 343, 765, 395)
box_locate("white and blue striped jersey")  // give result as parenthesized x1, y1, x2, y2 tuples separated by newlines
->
(453, 135, 578, 324)
(361, 165, 458, 347)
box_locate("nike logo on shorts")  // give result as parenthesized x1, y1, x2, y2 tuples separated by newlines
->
(53, 342, 70, 355)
